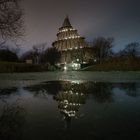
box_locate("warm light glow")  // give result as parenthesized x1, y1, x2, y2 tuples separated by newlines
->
(83, 61, 87, 64)
(72, 62, 81, 70)
(58, 28, 77, 33)
(64, 66, 67, 70)
(58, 35, 80, 41)
(59, 29, 68, 33)
(94, 59, 97, 62)
(69, 28, 75, 31)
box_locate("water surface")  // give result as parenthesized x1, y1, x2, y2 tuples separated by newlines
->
(0, 72, 140, 140)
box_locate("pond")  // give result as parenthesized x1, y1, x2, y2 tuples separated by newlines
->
(0, 72, 140, 140)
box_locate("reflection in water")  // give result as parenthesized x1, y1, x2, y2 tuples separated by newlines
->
(0, 101, 25, 140)
(25, 81, 114, 128)
(0, 80, 139, 139)
(119, 83, 139, 97)
(53, 81, 88, 128)
(24, 80, 140, 129)
(90, 82, 113, 103)
(25, 81, 91, 128)
(0, 87, 18, 101)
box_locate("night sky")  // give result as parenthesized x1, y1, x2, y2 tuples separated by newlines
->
(21, 0, 140, 52)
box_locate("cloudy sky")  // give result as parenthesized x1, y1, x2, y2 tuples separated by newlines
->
(21, 0, 140, 52)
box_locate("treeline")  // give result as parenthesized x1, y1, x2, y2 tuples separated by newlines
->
(0, 43, 61, 72)
(84, 37, 140, 71)
(20, 43, 61, 66)
(0, 37, 140, 69)
(90, 37, 140, 63)
(19, 37, 140, 69)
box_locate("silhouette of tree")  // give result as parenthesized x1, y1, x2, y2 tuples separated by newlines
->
(92, 37, 114, 63)
(43, 47, 61, 65)
(32, 42, 47, 64)
(124, 42, 140, 59)
(0, 0, 24, 43)
(0, 48, 18, 62)
(21, 43, 47, 64)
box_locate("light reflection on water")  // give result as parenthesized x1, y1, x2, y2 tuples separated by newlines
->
(0, 80, 140, 140)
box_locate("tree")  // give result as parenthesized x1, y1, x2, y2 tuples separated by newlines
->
(0, 48, 18, 62)
(124, 42, 140, 59)
(43, 47, 61, 65)
(21, 43, 47, 64)
(20, 50, 35, 63)
(0, 0, 23, 43)
(92, 37, 114, 63)
(32, 43, 47, 64)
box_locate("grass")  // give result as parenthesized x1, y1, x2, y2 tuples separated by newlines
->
(0, 58, 140, 73)
(0, 61, 48, 73)
(82, 59, 140, 71)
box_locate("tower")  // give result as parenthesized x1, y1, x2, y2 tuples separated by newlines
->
(52, 16, 88, 66)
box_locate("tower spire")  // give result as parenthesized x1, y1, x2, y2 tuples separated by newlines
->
(62, 15, 72, 27)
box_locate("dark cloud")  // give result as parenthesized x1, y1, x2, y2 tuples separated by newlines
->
(21, 0, 140, 52)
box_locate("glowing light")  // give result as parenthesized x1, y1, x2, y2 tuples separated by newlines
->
(72, 62, 81, 70)
(83, 61, 87, 64)
(64, 66, 67, 70)
(59, 29, 68, 33)
(70, 28, 75, 31)
(64, 100, 68, 104)
(61, 36, 81, 40)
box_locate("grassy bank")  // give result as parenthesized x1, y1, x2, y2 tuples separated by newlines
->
(82, 59, 140, 71)
(0, 61, 48, 73)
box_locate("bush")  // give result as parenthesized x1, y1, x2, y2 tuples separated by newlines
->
(0, 49, 18, 62)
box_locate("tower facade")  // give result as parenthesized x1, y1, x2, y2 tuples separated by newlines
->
(52, 16, 94, 69)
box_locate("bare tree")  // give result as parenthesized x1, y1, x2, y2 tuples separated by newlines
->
(92, 37, 114, 63)
(0, 0, 24, 43)
(32, 43, 47, 64)
(124, 42, 140, 59)
(32, 43, 47, 55)
(43, 47, 61, 65)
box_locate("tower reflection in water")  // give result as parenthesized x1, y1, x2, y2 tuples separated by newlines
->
(53, 81, 87, 128)
(0, 80, 139, 139)
(24, 80, 139, 130)
(24, 80, 115, 128)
